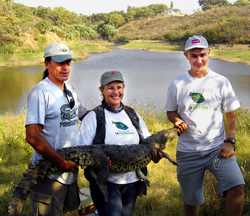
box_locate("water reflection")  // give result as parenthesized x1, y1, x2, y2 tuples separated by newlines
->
(71, 49, 250, 111)
(0, 66, 42, 114)
(0, 49, 249, 114)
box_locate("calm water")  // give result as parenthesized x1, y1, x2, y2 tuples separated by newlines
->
(0, 48, 249, 114)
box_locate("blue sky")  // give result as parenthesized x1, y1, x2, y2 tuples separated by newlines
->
(14, 0, 236, 15)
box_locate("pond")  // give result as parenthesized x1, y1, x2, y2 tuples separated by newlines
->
(0, 48, 249, 114)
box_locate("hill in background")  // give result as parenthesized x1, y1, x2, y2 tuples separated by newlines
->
(0, 0, 249, 57)
(117, 5, 250, 45)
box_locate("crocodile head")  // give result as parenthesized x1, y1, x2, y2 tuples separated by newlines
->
(143, 128, 177, 150)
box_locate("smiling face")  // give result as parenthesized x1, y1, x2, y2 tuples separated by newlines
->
(46, 59, 71, 87)
(185, 48, 210, 77)
(101, 81, 125, 109)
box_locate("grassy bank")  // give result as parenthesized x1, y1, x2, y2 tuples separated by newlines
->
(120, 40, 181, 52)
(120, 40, 250, 65)
(211, 44, 250, 65)
(0, 109, 250, 215)
(0, 40, 112, 67)
(0, 39, 249, 67)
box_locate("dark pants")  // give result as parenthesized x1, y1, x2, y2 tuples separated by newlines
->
(90, 181, 138, 216)
(89, 181, 107, 216)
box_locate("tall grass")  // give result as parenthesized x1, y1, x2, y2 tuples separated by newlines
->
(0, 114, 32, 215)
(0, 109, 250, 215)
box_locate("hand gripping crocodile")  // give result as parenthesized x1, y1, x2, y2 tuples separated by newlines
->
(8, 128, 178, 216)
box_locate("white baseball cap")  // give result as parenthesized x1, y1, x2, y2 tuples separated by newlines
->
(184, 35, 209, 51)
(44, 42, 72, 63)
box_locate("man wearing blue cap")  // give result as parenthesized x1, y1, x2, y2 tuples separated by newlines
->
(165, 35, 245, 216)
(25, 42, 83, 215)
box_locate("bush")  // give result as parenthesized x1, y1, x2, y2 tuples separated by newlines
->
(35, 20, 53, 34)
(0, 43, 16, 54)
(72, 24, 98, 40)
(114, 36, 129, 44)
(97, 23, 118, 40)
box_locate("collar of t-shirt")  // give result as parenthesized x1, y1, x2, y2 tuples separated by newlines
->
(101, 100, 124, 113)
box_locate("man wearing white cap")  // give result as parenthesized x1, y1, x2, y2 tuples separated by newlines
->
(165, 35, 245, 216)
(25, 42, 83, 215)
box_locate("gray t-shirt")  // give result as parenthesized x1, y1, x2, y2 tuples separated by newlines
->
(26, 77, 81, 184)
(165, 69, 240, 152)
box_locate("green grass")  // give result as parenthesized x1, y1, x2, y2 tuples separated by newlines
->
(212, 44, 250, 65)
(0, 109, 250, 215)
(120, 40, 250, 66)
(0, 38, 249, 67)
(120, 40, 181, 52)
(0, 40, 113, 67)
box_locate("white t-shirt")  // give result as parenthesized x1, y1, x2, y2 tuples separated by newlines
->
(79, 108, 150, 184)
(166, 69, 240, 152)
(26, 77, 81, 184)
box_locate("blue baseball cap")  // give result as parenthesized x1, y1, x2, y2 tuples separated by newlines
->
(44, 42, 72, 63)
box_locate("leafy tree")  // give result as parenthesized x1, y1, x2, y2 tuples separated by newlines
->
(126, 6, 137, 21)
(0, 0, 13, 15)
(35, 20, 52, 34)
(234, 0, 250, 5)
(72, 24, 98, 39)
(199, 0, 229, 10)
(52, 7, 81, 25)
(107, 12, 126, 28)
(126, 4, 168, 21)
(13, 3, 33, 18)
(89, 13, 108, 25)
(33, 6, 52, 19)
(148, 4, 168, 15)
(170, 1, 174, 9)
(97, 23, 117, 40)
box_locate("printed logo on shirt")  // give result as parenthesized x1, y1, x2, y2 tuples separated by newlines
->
(188, 92, 209, 113)
(189, 92, 205, 104)
(60, 104, 77, 127)
(112, 121, 128, 130)
(112, 121, 134, 135)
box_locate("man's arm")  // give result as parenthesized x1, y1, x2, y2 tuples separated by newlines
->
(224, 111, 237, 138)
(26, 124, 77, 171)
(167, 111, 188, 135)
(219, 111, 237, 158)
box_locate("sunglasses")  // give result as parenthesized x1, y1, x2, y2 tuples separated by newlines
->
(64, 85, 75, 109)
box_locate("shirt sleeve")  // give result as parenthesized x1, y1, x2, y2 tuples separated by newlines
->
(78, 103, 88, 120)
(25, 88, 46, 126)
(222, 78, 240, 112)
(165, 81, 178, 112)
(79, 111, 97, 145)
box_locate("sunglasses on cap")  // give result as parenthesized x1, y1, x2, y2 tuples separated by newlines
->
(63, 84, 75, 109)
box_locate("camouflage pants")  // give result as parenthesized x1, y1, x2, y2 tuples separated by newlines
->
(31, 178, 80, 216)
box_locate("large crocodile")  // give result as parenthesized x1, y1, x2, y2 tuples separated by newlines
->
(8, 128, 178, 215)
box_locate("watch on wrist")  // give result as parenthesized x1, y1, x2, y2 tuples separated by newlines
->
(224, 137, 236, 150)
(224, 137, 236, 145)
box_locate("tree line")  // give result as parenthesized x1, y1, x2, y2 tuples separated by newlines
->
(0, 0, 169, 54)
(0, 0, 249, 54)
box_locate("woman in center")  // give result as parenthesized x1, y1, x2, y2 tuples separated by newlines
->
(79, 70, 150, 216)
